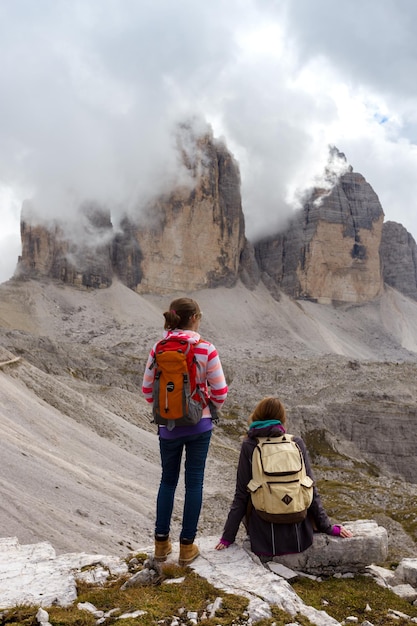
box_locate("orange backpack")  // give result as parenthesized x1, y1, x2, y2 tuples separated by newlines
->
(151, 337, 206, 430)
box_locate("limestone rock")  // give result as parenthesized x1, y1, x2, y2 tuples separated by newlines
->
(255, 158, 385, 304)
(335, 396, 417, 483)
(0, 536, 128, 609)
(269, 520, 388, 575)
(112, 216, 143, 289)
(238, 239, 261, 291)
(16, 125, 246, 294)
(396, 558, 417, 587)
(380, 221, 417, 300)
(17, 203, 113, 289)
(390, 583, 417, 602)
(129, 127, 245, 293)
(14, 139, 417, 302)
(366, 563, 398, 587)
(191, 536, 340, 625)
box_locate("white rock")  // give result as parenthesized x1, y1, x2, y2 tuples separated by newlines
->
(208, 596, 223, 617)
(271, 521, 388, 576)
(163, 577, 185, 584)
(121, 567, 158, 588)
(36, 607, 49, 624)
(388, 608, 411, 620)
(396, 559, 417, 587)
(0, 537, 128, 609)
(104, 608, 121, 617)
(267, 561, 299, 581)
(118, 610, 147, 618)
(76, 565, 110, 585)
(366, 564, 397, 587)
(77, 601, 104, 618)
(187, 611, 198, 620)
(187, 537, 340, 626)
(390, 584, 417, 603)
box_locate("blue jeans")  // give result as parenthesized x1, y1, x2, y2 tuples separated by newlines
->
(155, 430, 212, 541)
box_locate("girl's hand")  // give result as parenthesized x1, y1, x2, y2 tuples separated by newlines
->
(339, 525, 353, 538)
(215, 541, 228, 550)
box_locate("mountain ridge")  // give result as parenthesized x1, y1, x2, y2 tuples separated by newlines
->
(14, 130, 417, 304)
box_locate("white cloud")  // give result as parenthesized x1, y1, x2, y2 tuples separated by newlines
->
(0, 187, 22, 282)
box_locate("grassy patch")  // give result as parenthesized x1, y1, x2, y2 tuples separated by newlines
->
(220, 421, 245, 439)
(315, 471, 417, 548)
(389, 501, 417, 542)
(293, 574, 417, 625)
(0, 563, 251, 626)
(304, 429, 380, 477)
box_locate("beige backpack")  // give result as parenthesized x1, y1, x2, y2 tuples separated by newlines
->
(247, 434, 314, 523)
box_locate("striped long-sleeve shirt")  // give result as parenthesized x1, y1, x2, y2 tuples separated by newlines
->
(142, 329, 228, 437)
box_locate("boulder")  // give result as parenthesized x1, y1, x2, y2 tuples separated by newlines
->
(268, 520, 388, 575)
(390, 584, 417, 602)
(396, 558, 417, 587)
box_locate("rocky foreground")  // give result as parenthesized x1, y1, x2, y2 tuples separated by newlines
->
(3, 521, 417, 626)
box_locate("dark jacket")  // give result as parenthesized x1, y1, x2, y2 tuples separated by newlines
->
(221, 424, 333, 556)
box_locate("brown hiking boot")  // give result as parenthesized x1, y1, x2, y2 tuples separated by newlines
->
(178, 542, 199, 567)
(154, 538, 172, 562)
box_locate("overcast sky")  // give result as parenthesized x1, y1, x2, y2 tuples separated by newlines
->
(1, 0, 417, 283)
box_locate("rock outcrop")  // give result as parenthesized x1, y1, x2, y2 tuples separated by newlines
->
(0, 536, 128, 609)
(270, 520, 387, 575)
(18, 203, 113, 289)
(15, 140, 417, 304)
(255, 156, 385, 304)
(380, 221, 417, 300)
(117, 128, 246, 293)
(16, 125, 246, 294)
(0, 526, 391, 624)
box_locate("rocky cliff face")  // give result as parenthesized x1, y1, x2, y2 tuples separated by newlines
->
(15, 139, 417, 304)
(380, 221, 417, 300)
(115, 131, 246, 294)
(255, 165, 385, 303)
(18, 204, 113, 288)
(17, 127, 246, 294)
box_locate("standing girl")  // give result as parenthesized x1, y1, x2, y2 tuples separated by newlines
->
(143, 297, 228, 566)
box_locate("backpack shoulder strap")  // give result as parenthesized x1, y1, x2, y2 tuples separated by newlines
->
(256, 434, 288, 445)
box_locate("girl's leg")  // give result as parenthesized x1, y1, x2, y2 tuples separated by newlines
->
(180, 430, 212, 541)
(155, 436, 184, 536)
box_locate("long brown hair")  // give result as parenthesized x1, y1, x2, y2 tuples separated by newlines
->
(163, 297, 202, 330)
(248, 397, 287, 426)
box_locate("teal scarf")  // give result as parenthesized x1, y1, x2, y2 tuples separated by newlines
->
(249, 419, 281, 429)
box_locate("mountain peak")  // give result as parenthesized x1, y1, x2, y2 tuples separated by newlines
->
(14, 137, 417, 304)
